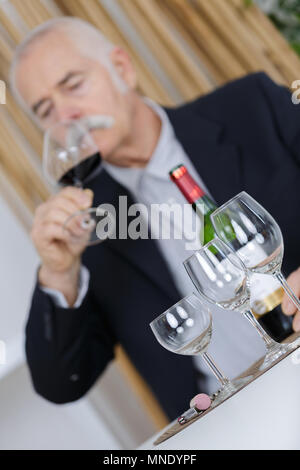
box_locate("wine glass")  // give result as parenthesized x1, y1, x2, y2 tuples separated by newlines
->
(43, 119, 115, 246)
(183, 238, 294, 369)
(150, 293, 248, 406)
(210, 191, 300, 312)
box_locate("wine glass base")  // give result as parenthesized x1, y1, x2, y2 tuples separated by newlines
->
(231, 375, 252, 389)
(259, 341, 294, 370)
(289, 336, 300, 348)
(211, 377, 250, 406)
(63, 207, 116, 246)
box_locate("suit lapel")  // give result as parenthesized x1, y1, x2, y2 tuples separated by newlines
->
(165, 104, 244, 205)
(89, 169, 181, 303)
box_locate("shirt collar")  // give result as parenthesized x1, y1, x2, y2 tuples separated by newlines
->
(102, 97, 177, 196)
(141, 97, 176, 181)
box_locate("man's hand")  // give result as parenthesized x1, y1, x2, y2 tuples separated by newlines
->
(281, 267, 300, 332)
(31, 187, 93, 306)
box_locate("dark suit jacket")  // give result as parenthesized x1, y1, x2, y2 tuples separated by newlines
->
(25, 72, 300, 421)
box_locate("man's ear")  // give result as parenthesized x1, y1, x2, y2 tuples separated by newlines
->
(109, 47, 137, 90)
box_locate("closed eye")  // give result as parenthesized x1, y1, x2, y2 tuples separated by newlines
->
(41, 105, 53, 119)
(68, 81, 83, 90)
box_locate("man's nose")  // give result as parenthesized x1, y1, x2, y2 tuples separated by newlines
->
(56, 106, 82, 122)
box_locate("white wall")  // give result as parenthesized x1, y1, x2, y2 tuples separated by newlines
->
(0, 194, 39, 343)
(0, 365, 120, 450)
(0, 194, 157, 450)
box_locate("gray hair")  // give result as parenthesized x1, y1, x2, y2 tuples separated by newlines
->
(9, 16, 128, 126)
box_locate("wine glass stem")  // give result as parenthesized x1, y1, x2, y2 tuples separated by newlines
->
(243, 310, 278, 348)
(74, 180, 83, 188)
(274, 271, 300, 311)
(202, 352, 230, 387)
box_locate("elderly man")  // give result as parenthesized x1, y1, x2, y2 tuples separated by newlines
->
(10, 16, 300, 421)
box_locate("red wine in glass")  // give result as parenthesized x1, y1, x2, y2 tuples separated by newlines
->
(58, 152, 101, 187)
(43, 120, 115, 246)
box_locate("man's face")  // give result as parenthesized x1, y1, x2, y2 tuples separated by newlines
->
(15, 31, 137, 163)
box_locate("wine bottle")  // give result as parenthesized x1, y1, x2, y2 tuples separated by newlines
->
(169, 164, 294, 342)
(169, 164, 216, 245)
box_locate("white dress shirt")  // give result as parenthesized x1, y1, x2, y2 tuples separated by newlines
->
(42, 98, 266, 394)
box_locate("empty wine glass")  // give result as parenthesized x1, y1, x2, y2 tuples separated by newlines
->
(183, 238, 294, 369)
(150, 293, 248, 406)
(43, 119, 115, 246)
(210, 191, 300, 312)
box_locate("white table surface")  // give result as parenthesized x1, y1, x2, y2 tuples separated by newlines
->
(139, 348, 300, 450)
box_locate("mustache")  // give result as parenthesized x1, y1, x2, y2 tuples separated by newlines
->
(66, 115, 115, 148)
(80, 115, 115, 131)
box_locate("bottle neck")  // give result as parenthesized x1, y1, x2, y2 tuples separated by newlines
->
(169, 164, 217, 216)
(193, 195, 217, 216)
(170, 165, 204, 203)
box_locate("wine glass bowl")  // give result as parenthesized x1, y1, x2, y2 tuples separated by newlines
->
(150, 292, 249, 406)
(43, 120, 99, 187)
(183, 242, 250, 313)
(210, 191, 300, 317)
(150, 294, 212, 356)
(211, 192, 284, 275)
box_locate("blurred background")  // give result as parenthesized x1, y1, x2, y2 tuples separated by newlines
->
(0, 0, 300, 450)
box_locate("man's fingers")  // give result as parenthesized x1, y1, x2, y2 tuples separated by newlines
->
(65, 213, 94, 240)
(36, 209, 93, 246)
(31, 189, 94, 271)
(44, 199, 84, 223)
(59, 187, 93, 209)
(35, 194, 83, 225)
(43, 216, 91, 242)
(51, 198, 83, 217)
(42, 208, 75, 227)
(46, 220, 89, 253)
(43, 223, 72, 244)
(281, 268, 300, 316)
(292, 311, 300, 333)
(35, 190, 94, 227)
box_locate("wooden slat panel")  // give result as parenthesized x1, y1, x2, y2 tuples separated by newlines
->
(5, 92, 43, 158)
(0, 5, 22, 43)
(54, 0, 174, 105)
(193, 0, 284, 83)
(11, 0, 53, 29)
(0, 31, 13, 66)
(155, 0, 222, 84)
(0, 166, 33, 231)
(118, 0, 213, 98)
(115, 345, 169, 430)
(0, 159, 35, 213)
(163, 0, 248, 81)
(229, 0, 300, 83)
(0, 110, 49, 203)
